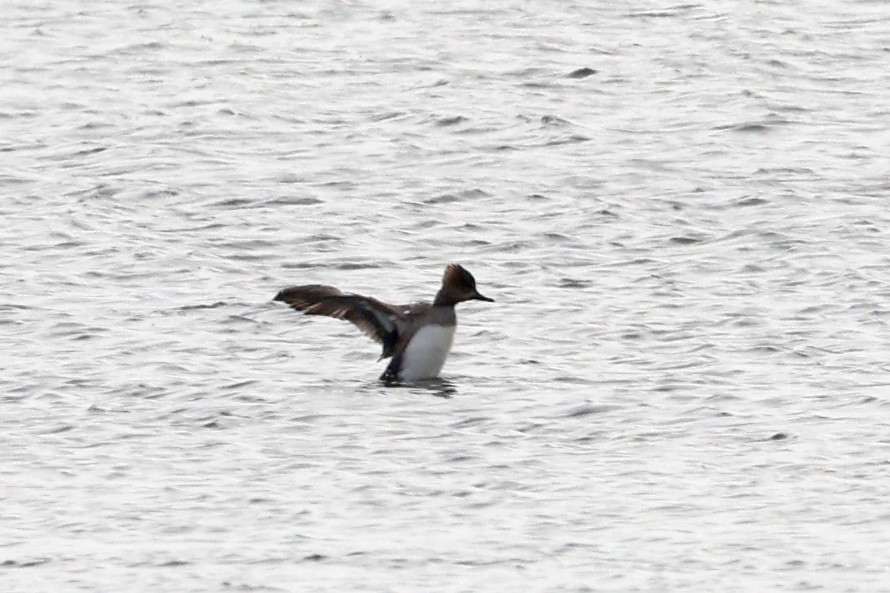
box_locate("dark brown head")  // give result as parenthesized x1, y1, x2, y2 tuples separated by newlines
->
(434, 263, 494, 306)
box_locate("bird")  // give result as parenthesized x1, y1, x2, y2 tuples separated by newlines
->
(273, 264, 494, 382)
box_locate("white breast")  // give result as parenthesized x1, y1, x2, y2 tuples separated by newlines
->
(398, 325, 455, 381)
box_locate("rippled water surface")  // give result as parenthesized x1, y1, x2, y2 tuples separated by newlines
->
(3, 1, 890, 591)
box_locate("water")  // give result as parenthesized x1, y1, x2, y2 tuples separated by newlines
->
(3, 1, 890, 591)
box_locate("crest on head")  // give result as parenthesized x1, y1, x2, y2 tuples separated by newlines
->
(443, 263, 476, 290)
(437, 263, 493, 305)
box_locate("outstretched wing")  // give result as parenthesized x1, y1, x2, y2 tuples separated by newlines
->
(274, 284, 405, 359)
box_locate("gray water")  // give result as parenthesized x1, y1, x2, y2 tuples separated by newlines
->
(3, 1, 890, 591)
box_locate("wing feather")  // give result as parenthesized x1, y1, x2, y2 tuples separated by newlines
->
(274, 284, 405, 358)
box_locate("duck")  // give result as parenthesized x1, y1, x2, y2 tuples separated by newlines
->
(274, 264, 494, 382)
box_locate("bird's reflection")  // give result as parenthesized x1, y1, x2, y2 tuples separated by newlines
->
(362, 377, 459, 398)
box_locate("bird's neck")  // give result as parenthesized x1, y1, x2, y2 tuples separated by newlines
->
(433, 289, 457, 307)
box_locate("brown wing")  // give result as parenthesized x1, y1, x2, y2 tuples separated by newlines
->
(273, 284, 405, 358)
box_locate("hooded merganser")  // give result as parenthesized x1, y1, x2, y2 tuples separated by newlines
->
(274, 264, 494, 382)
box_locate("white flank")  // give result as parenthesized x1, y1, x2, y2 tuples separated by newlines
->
(398, 325, 456, 381)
